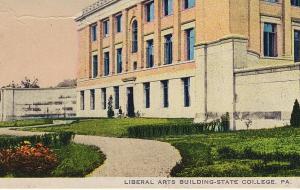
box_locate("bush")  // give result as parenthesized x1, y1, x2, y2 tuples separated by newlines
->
(0, 132, 74, 149)
(220, 112, 230, 132)
(291, 99, 300, 128)
(107, 95, 115, 118)
(7, 143, 58, 177)
(217, 146, 238, 159)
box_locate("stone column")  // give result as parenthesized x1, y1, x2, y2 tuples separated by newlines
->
(173, 0, 181, 63)
(137, 3, 144, 69)
(123, 9, 129, 72)
(98, 20, 103, 77)
(109, 15, 116, 75)
(283, 0, 292, 58)
(248, 0, 261, 55)
(154, 0, 162, 66)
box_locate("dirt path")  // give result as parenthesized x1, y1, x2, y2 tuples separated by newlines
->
(0, 126, 181, 177)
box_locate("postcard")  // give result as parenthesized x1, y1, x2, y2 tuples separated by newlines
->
(0, 0, 300, 189)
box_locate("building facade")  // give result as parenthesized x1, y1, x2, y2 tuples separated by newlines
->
(75, 0, 300, 130)
(0, 88, 76, 121)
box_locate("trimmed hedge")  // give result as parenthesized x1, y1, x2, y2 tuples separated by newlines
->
(127, 120, 228, 138)
(0, 132, 75, 149)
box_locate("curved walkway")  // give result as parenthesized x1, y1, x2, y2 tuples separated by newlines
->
(0, 126, 181, 177)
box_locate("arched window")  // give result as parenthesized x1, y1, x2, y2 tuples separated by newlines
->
(132, 20, 138, 53)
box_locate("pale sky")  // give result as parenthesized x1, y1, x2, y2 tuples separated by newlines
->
(0, 0, 97, 87)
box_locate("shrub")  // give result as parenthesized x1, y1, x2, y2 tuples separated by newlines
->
(4, 143, 58, 177)
(0, 132, 74, 149)
(220, 113, 230, 132)
(290, 99, 300, 127)
(217, 146, 238, 159)
(107, 95, 115, 118)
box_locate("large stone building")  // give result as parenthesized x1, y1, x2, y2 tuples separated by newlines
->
(75, 0, 300, 130)
(0, 88, 76, 121)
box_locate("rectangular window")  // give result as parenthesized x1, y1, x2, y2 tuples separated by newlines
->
(90, 89, 95, 110)
(186, 28, 195, 60)
(184, 0, 195, 9)
(116, 48, 122, 74)
(92, 54, 98, 78)
(146, 1, 155, 22)
(164, 34, 173, 65)
(101, 88, 107, 110)
(104, 52, 110, 76)
(182, 78, 191, 107)
(80, 91, 85, 110)
(132, 21, 138, 53)
(292, 0, 300, 6)
(91, 24, 97, 42)
(116, 14, 122, 33)
(146, 39, 154, 68)
(161, 80, 169, 108)
(144, 83, 150, 108)
(103, 20, 109, 37)
(295, 30, 300, 62)
(114, 86, 119, 109)
(264, 23, 277, 57)
(164, 0, 173, 16)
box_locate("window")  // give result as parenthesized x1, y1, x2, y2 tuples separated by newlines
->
(146, 39, 154, 68)
(182, 78, 190, 107)
(91, 24, 97, 42)
(144, 83, 150, 108)
(116, 14, 122, 33)
(80, 91, 85, 110)
(186, 28, 195, 60)
(292, 0, 300, 6)
(90, 89, 95, 110)
(164, 0, 173, 16)
(266, 0, 278, 3)
(132, 20, 138, 53)
(104, 52, 110, 76)
(114, 86, 119, 109)
(92, 54, 98, 78)
(101, 88, 107, 110)
(184, 0, 195, 9)
(264, 23, 277, 57)
(146, 1, 155, 22)
(116, 48, 122, 74)
(295, 30, 300, 62)
(103, 20, 109, 37)
(161, 80, 169, 108)
(164, 34, 173, 65)
(133, 61, 138, 70)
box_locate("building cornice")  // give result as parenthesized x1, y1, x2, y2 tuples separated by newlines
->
(75, 0, 120, 22)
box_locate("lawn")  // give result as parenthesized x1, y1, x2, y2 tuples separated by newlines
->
(52, 143, 105, 177)
(161, 127, 300, 177)
(0, 119, 53, 128)
(25, 118, 192, 137)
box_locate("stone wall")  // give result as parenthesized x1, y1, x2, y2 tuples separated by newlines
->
(0, 88, 77, 121)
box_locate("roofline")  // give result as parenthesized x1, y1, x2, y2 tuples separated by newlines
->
(0, 87, 76, 91)
(75, 0, 120, 22)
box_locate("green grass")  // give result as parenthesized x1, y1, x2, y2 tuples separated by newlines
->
(25, 118, 192, 137)
(0, 119, 53, 128)
(51, 143, 106, 177)
(161, 127, 300, 177)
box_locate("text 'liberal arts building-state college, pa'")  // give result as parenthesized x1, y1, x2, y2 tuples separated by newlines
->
(75, 0, 300, 130)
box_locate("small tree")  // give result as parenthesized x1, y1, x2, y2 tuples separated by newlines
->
(290, 99, 300, 127)
(107, 95, 115, 118)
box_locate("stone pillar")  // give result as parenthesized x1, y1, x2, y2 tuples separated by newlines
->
(137, 3, 144, 69)
(98, 20, 103, 77)
(123, 9, 129, 72)
(173, 0, 181, 62)
(154, 0, 162, 66)
(109, 15, 115, 75)
(283, 0, 292, 58)
(248, 0, 260, 54)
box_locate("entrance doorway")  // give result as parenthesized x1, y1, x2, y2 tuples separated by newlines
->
(127, 87, 135, 117)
